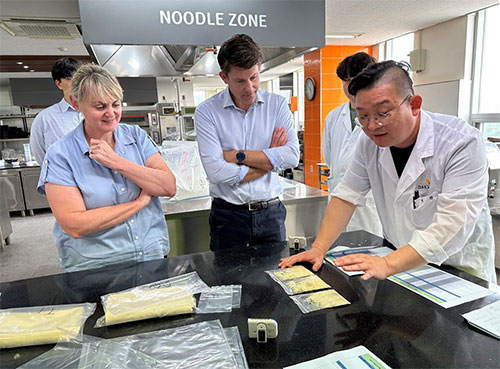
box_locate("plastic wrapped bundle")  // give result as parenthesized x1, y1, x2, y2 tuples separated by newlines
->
(270, 266, 314, 281)
(95, 272, 210, 327)
(291, 289, 350, 313)
(159, 141, 209, 201)
(267, 270, 330, 295)
(0, 303, 96, 349)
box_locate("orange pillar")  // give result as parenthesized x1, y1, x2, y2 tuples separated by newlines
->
(303, 45, 373, 189)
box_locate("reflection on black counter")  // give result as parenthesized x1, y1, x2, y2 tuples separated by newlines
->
(0, 231, 499, 368)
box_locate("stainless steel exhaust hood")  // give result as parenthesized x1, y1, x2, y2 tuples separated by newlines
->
(79, 0, 324, 77)
(86, 43, 315, 77)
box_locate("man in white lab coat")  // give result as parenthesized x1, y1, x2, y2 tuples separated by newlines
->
(322, 52, 382, 237)
(281, 60, 496, 283)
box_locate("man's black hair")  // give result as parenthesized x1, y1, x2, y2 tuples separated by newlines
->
(336, 52, 376, 81)
(217, 34, 263, 75)
(51, 57, 80, 82)
(348, 60, 414, 97)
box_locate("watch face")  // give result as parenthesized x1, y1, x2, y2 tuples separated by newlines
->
(305, 77, 316, 101)
(236, 151, 246, 162)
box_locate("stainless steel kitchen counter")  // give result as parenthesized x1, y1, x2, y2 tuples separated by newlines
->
(161, 178, 327, 214)
(0, 161, 49, 216)
(160, 178, 329, 256)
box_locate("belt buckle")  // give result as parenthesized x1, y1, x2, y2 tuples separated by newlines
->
(248, 202, 260, 211)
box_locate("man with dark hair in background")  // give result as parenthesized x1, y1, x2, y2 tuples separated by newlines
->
(195, 34, 299, 255)
(282, 60, 496, 283)
(30, 57, 82, 163)
(322, 52, 382, 237)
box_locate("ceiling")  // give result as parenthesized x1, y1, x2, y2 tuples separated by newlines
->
(0, 0, 497, 82)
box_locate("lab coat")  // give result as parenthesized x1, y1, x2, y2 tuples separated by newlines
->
(333, 110, 496, 282)
(323, 102, 383, 237)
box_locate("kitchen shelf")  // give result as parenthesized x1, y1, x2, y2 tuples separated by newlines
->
(316, 162, 330, 190)
(0, 114, 37, 120)
(0, 138, 29, 142)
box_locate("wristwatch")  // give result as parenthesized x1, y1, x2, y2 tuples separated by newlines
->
(236, 151, 246, 163)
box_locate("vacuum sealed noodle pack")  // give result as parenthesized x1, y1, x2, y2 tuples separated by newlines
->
(0, 303, 96, 348)
(266, 269, 330, 295)
(291, 289, 350, 313)
(96, 272, 210, 327)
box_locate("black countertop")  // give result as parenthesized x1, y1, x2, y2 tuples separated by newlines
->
(0, 231, 499, 368)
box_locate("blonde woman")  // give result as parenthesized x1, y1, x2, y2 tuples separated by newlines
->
(37, 64, 176, 272)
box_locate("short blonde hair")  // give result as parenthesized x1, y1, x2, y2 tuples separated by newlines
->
(71, 64, 123, 103)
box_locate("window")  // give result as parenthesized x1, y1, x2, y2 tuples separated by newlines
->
(378, 33, 414, 64)
(471, 4, 500, 138)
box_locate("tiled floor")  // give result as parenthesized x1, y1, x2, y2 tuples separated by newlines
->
(0, 210, 63, 283)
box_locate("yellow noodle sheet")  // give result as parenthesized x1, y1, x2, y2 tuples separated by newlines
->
(0, 306, 88, 349)
(104, 286, 195, 326)
(306, 289, 350, 308)
(273, 266, 314, 281)
(286, 275, 330, 294)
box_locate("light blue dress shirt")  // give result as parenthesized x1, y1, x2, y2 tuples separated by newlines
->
(37, 123, 170, 272)
(194, 88, 299, 204)
(30, 97, 82, 164)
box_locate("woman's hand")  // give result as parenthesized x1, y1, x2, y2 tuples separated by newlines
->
(89, 138, 121, 169)
(136, 190, 153, 209)
(279, 247, 325, 272)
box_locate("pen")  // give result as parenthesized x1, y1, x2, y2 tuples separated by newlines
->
(326, 246, 379, 258)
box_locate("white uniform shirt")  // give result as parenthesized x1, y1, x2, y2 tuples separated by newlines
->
(30, 98, 82, 164)
(333, 110, 496, 282)
(323, 102, 383, 237)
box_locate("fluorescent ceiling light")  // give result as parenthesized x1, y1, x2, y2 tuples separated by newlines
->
(325, 33, 364, 39)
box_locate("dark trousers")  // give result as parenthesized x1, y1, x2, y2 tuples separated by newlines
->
(209, 198, 287, 253)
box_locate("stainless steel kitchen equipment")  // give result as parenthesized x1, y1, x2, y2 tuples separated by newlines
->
(0, 166, 49, 216)
(0, 168, 25, 215)
(161, 178, 328, 256)
(157, 102, 180, 141)
(121, 107, 163, 145)
(180, 106, 196, 141)
(0, 180, 13, 249)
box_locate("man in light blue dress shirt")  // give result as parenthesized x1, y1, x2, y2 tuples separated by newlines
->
(195, 34, 300, 254)
(30, 58, 82, 164)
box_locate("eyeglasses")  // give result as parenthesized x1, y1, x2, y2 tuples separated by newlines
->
(355, 94, 412, 127)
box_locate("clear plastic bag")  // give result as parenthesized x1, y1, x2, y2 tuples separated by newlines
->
(19, 335, 168, 369)
(95, 272, 210, 327)
(160, 141, 209, 201)
(110, 320, 241, 369)
(223, 326, 249, 369)
(231, 285, 242, 308)
(266, 270, 330, 295)
(20, 321, 248, 369)
(0, 303, 96, 349)
(196, 285, 242, 314)
(290, 289, 350, 313)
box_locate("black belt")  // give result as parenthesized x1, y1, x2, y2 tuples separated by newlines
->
(213, 197, 281, 211)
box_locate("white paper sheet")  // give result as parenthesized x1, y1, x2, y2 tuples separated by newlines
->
(462, 299, 500, 339)
(324, 246, 393, 276)
(284, 345, 391, 369)
(388, 265, 493, 308)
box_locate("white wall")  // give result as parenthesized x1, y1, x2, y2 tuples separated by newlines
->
(413, 14, 475, 121)
(156, 77, 195, 107)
